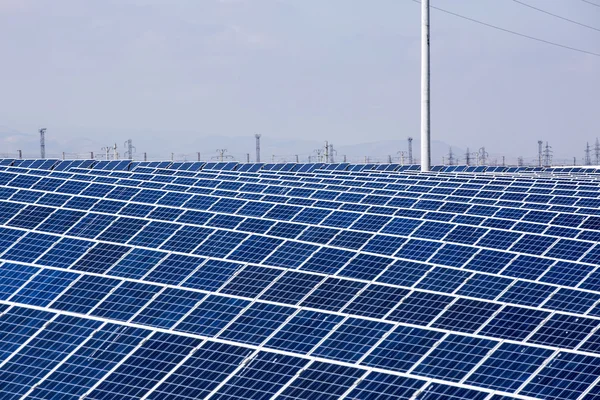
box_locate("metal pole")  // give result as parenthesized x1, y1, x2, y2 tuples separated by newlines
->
(197, 152, 201, 161)
(17, 150, 22, 160)
(39, 128, 47, 159)
(421, 0, 431, 172)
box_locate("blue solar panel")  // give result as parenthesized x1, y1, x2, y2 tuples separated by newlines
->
(0, 160, 600, 398)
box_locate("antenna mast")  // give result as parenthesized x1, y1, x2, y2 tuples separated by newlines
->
(255, 134, 261, 162)
(39, 128, 47, 159)
(420, 0, 431, 172)
(538, 140, 543, 167)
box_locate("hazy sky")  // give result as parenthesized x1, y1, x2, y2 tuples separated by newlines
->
(0, 0, 598, 160)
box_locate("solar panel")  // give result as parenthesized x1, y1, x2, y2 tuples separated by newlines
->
(0, 160, 599, 398)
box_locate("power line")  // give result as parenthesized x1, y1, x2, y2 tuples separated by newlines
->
(512, 0, 600, 33)
(581, 0, 600, 8)
(410, 0, 600, 57)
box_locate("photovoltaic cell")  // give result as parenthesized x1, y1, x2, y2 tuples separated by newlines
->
(27, 324, 151, 399)
(277, 361, 364, 400)
(133, 289, 204, 329)
(88, 332, 202, 400)
(149, 341, 253, 399)
(36, 237, 95, 269)
(0, 263, 39, 300)
(71, 243, 131, 274)
(266, 310, 344, 354)
(10, 269, 78, 307)
(363, 325, 445, 372)
(412, 334, 497, 382)
(520, 352, 600, 400)
(312, 317, 393, 362)
(51, 275, 121, 314)
(144, 254, 205, 286)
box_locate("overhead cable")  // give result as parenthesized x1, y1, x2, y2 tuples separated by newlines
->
(581, 0, 600, 8)
(411, 0, 600, 57)
(512, 0, 600, 33)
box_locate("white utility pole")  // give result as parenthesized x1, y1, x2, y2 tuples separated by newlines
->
(421, 0, 431, 172)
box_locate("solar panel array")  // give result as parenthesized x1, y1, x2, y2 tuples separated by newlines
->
(0, 158, 599, 399)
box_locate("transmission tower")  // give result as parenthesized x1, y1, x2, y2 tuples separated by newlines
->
(124, 139, 136, 160)
(215, 149, 233, 162)
(538, 140, 543, 167)
(312, 149, 324, 162)
(101, 145, 111, 160)
(328, 143, 336, 163)
(585, 142, 592, 165)
(408, 137, 414, 164)
(398, 151, 408, 165)
(255, 134, 261, 162)
(447, 147, 455, 166)
(478, 147, 488, 166)
(542, 142, 552, 167)
(595, 138, 600, 165)
(517, 156, 524, 167)
(39, 128, 47, 159)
